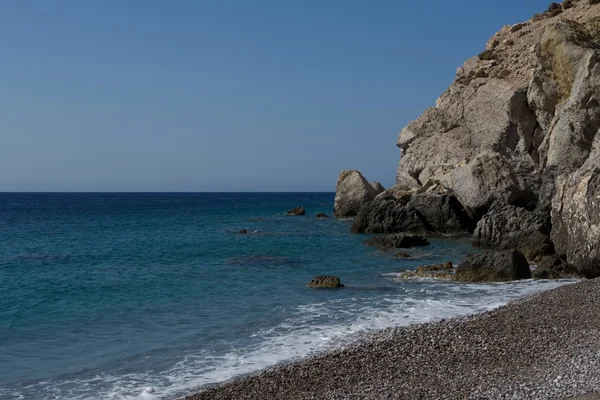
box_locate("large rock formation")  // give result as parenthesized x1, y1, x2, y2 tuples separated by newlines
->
(347, 1, 600, 277)
(351, 193, 473, 234)
(333, 170, 380, 217)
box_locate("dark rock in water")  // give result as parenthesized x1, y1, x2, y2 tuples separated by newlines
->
(364, 234, 429, 249)
(316, 213, 330, 219)
(455, 250, 532, 282)
(237, 229, 248, 234)
(286, 206, 306, 216)
(394, 252, 413, 259)
(307, 275, 344, 288)
(351, 199, 427, 234)
(334, 170, 379, 217)
(473, 202, 554, 262)
(351, 193, 473, 234)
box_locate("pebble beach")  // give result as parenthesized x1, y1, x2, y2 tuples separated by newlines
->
(183, 279, 600, 400)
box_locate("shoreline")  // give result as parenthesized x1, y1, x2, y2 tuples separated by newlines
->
(181, 279, 600, 400)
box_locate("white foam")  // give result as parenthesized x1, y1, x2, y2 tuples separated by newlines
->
(0, 279, 578, 400)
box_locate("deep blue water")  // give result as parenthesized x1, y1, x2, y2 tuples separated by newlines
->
(0, 193, 569, 399)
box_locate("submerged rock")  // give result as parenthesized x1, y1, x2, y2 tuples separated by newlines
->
(316, 213, 330, 219)
(237, 229, 249, 234)
(455, 250, 532, 282)
(394, 252, 413, 259)
(364, 234, 429, 249)
(307, 276, 344, 289)
(333, 170, 379, 217)
(286, 206, 306, 216)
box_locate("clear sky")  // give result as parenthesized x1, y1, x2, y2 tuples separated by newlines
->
(1, 0, 552, 192)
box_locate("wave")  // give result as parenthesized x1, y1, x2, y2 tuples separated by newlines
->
(0, 279, 577, 400)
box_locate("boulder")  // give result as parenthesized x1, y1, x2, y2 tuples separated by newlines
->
(334, 170, 379, 217)
(455, 250, 532, 282)
(551, 158, 600, 277)
(307, 276, 344, 289)
(364, 234, 429, 249)
(437, 152, 524, 219)
(351, 199, 429, 234)
(472, 202, 554, 262)
(351, 193, 473, 234)
(286, 206, 306, 216)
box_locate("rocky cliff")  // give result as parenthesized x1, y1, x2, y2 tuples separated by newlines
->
(337, 0, 600, 278)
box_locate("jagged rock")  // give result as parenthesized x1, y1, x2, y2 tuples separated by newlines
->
(374, 184, 415, 202)
(364, 234, 429, 249)
(351, 193, 473, 234)
(535, 21, 600, 174)
(333, 170, 379, 217)
(307, 276, 344, 289)
(286, 206, 306, 216)
(369, 181, 386, 195)
(455, 250, 532, 282)
(552, 157, 600, 277)
(351, 198, 428, 234)
(437, 152, 524, 219)
(473, 202, 554, 262)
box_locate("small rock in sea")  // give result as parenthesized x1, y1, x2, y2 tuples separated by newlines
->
(316, 213, 330, 219)
(237, 229, 248, 234)
(286, 206, 306, 216)
(399, 262, 455, 280)
(395, 252, 413, 259)
(307, 275, 344, 288)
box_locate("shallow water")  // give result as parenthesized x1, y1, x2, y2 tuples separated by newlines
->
(0, 193, 572, 399)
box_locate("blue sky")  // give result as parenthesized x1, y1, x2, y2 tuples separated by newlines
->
(0, 0, 552, 192)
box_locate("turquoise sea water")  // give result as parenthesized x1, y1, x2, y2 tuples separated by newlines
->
(0, 193, 570, 399)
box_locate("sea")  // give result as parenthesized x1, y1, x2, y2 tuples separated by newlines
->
(0, 193, 572, 399)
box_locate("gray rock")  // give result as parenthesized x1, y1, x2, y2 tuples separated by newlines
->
(307, 276, 344, 289)
(551, 157, 600, 277)
(455, 250, 532, 282)
(333, 170, 379, 217)
(437, 151, 524, 219)
(473, 202, 554, 262)
(363, 234, 429, 249)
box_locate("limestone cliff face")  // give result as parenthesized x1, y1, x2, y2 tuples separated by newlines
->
(390, 0, 600, 276)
